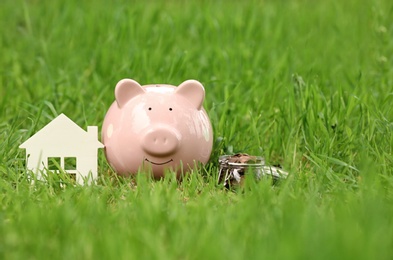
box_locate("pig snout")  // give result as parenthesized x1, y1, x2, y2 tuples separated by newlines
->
(141, 126, 181, 156)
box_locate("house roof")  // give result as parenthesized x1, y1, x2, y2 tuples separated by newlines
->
(19, 113, 104, 150)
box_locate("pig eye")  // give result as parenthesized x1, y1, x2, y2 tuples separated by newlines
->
(169, 108, 173, 111)
(148, 107, 152, 111)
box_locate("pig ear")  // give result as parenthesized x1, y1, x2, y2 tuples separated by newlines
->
(115, 79, 145, 108)
(175, 80, 205, 110)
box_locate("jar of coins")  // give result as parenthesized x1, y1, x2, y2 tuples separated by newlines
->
(218, 153, 288, 189)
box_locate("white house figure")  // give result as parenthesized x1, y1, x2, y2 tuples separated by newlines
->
(19, 113, 104, 185)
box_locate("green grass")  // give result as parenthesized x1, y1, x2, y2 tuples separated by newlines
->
(1, 0, 393, 259)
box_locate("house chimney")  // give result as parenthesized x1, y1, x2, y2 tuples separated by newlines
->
(87, 126, 98, 141)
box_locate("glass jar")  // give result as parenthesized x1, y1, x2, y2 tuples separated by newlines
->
(218, 154, 288, 189)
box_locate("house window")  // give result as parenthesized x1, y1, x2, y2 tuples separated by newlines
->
(48, 157, 61, 170)
(64, 157, 77, 170)
(68, 173, 77, 181)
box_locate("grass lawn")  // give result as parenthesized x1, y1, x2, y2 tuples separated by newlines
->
(1, 0, 393, 259)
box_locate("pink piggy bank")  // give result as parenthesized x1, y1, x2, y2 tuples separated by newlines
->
(102, 79, 213, 178)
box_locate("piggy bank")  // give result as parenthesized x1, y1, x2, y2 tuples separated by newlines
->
(102, 79, 213, 178)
